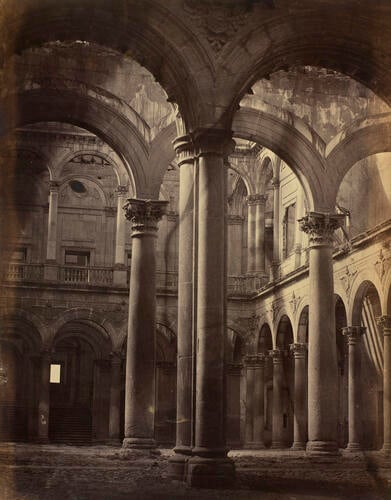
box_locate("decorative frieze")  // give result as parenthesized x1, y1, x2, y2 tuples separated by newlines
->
(246, 194, 267, 206)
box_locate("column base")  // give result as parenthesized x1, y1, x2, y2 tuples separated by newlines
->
(186, 455, 235, 489)
(291, 442, 306, 451)
(382, 444, 391, 457)
(168, 446, 192, 481)
(270, 441, 285, 449)
(306, 440, 339, 456)
(345, 442, 362, 453)
(122, 437, 157, 450)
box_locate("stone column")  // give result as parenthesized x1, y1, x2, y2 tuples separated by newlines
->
(186, 129, 235, 488)
(37, 349, 51, 443)
(44, 181, 59, 281)
(169, 135, 195, 479)
(244, 355, 255, 447)
(290, 343, 308, 450)
(299, 211, 345, 455)
(227, 215, 244, 276)
(294, 187, 304, 269)
(108, 352, 123, 444)
(113, 185, 128, 286)
(377, 316, 391, 455)
(122, 198, 168, 450)
(342, 326, 365, 452)
(254, 195, 267, 277)
(247, 196, 257, 274)
(253, 354, 266, 448)
(269, 349, 285, 449)
(46, 181, 59, 261)
(270, 177, 280, 280)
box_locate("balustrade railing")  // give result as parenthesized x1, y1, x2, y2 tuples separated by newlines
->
(2, 262, 263, 296)
(227, 275, 263, 296)
(59, 266, 113, 286)
(2, 263, 44, 282)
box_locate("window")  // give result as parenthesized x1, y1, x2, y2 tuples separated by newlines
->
(50, 364, 61, 384)
(283, 203, 296, 258)
(64, 250, 90, 267)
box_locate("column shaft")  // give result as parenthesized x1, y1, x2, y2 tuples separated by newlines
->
(300, 211, 344, 455)
(170, 136, 195, 479)
(186, 130, 235, 488)
(46, 181, 59, 261)
(270, 349, 284, 448)
(247, 199, 256, 274)
(271, 177, 280, 280)
(254, 195, 267, 276)
(245, 360, 255, 446)
(290, 343, 308, 450)
(114, 186, 128, 265)
(122, 199, 167, 450)
(343, 326, 365, 452)
(377, 316, 391, 455)
(253, 355, 265, 448)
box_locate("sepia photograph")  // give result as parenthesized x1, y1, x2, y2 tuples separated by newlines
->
(0, 0, 390, 498)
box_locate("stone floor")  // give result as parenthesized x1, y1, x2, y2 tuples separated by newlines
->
(0, 444, 390, 499)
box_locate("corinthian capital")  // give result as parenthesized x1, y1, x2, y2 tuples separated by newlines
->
(299, 211, 345, 246)
(247, 194, 267, 206)
(123, 198, 168, 236)
(377, 315, 391, 334)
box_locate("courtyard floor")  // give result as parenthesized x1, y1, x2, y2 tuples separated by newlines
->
(0, 444, 390, 499)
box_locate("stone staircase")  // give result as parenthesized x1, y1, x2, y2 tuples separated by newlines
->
(49, 407, 92, 445)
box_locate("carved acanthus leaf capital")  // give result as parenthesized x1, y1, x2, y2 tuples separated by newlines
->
(299, 211, 345, 247)
(115, 185, 128, 196)
(342, 326, 366, 344)
(377, 315, 391, 334)
(290, 343, 307, 357)
(123, 199, 168, 236)
(247, 194, 267, 206)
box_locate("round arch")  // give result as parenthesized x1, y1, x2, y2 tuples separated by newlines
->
(232, 106, 329, 211)
(0, 89, 153, 197)
(55, 149, 130, 189)
(224, 7, 391, 123)
(0, 0, 213, 129)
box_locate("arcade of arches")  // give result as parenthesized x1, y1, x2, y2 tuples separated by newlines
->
(0, 0, 391, 489)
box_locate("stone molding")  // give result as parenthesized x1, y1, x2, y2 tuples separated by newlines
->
(123, 198, 168, 236)
(49, 180, 60, 191)
(246, 194, 267, 206)
(342, 326, 366, 344)
(377, 315, 391, 334)
(173, 134, 195, 167)
(244, 354, 265, 367)
(290, 342, 307, 358)
(227, 214, 244, 225)
(269, 349, 285, 363)
(299, 211, 345, 247)
(115, 185, 128, 196)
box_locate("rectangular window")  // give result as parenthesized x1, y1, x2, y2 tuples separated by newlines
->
(50, 364, 61, 384)
(64, 250, 90, 266)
